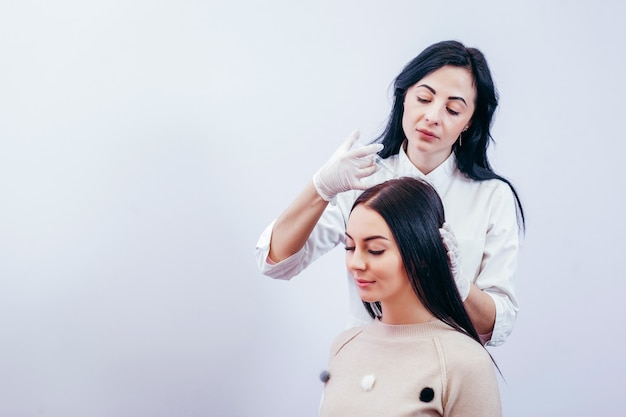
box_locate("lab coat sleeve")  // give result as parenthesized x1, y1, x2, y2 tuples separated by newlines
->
(477, 183, 520, 347)
(254, 201, 347, 280)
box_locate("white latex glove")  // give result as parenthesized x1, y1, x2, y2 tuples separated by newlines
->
(313, 130, 384, 202)
(439, 222, 471, 301)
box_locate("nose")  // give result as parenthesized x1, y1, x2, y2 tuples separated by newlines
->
(424, 105, 444, 125)
(347, 249, 366, 271)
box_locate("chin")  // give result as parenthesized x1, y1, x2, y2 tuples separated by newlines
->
(406, 140, 430, 153)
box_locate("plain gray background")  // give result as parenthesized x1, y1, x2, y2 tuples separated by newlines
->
(1, 1, 625, 416)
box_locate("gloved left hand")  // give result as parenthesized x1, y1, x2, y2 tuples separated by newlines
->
(439, 222, 471, 301)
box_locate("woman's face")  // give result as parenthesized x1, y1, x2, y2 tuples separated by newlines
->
(345, 205, 412, 305)
(402, 65, 476, 169)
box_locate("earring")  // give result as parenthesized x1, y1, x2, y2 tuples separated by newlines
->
(459, 127, 468, 147)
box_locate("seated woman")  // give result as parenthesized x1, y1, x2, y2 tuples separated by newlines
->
(318, 177, 501, 417)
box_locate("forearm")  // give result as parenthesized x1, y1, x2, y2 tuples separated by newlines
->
(463, 284, 496, 336)
(268, 181, 329, 262)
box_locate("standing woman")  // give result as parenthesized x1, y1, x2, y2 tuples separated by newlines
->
(319, 177, 501, 416)
(255, 40, 524, 346)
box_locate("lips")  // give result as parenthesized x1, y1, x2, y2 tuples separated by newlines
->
(356, 279, 375, 288)
(417, 128, 438, 139)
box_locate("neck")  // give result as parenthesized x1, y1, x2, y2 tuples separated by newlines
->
(404, 141, 452, 175)
(379, 300, 433, 325)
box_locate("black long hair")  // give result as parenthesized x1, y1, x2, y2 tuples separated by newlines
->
(351, 177, 481, 345)
(376, 40, 525, 229)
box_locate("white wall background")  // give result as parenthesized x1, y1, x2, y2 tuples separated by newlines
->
(1, 1, 624, 416)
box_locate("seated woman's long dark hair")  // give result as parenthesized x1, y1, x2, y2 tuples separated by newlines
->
(351, 177, 480, 344)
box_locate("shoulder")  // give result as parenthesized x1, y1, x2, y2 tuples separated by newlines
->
(329, 325, 366, 357)
(437, 329, 502, 416)
(439, 329, 494, 372)
(447, 171, 517, 217)
(451, 168, 512, 194)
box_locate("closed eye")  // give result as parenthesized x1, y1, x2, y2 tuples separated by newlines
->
(344, 246, 355, 252)
(369, 250, 385, 255)
(447, 108, 460, 116)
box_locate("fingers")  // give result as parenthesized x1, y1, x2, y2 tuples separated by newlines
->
(352, 165, 384, 190)
(354, 163, 378, 179)
(441, 222, 456, 238)
(439, 229, 458, 257)
(439, 228, 452, 243)
(350, 154, 378, 170)
(350, 143, 384, 159)
(339, 128, 383, 157)
(440, 223, 458, 245)
(340, 129, 361, 151)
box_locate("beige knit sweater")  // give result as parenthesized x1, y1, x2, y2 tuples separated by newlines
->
(319, 319, 501, 417)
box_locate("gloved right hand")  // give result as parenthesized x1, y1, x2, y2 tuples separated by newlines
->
(313, 130, 384, 202)
(439, 222, 471, 301)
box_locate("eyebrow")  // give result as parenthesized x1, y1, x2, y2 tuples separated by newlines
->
(416, 84, 467, 105)
(345, 232, 390, 242)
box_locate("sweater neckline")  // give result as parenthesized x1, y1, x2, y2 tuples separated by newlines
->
(366, 318, 454, 338)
